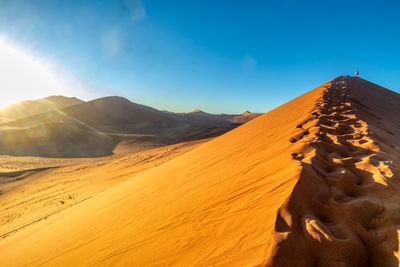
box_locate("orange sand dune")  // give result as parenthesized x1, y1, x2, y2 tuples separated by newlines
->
(0, 76, 399, 266)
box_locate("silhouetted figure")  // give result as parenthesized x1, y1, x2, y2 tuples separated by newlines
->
(355, 70, 359, 76)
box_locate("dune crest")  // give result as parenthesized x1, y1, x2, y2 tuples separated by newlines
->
(267, 76, 400, 266)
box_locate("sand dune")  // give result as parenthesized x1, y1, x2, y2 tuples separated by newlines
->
(0, 76, 399, 266)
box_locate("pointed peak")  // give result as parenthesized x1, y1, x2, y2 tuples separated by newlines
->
(189, 109, 205, 114)
(331, 75, 363, 82)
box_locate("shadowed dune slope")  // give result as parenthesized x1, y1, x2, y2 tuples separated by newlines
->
(0, 97, 190, 157)
(1, 76, 399, 266)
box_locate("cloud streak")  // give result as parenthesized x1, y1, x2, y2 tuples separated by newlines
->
(124, 0, 146, 21)
(102, 28, 124, 58)
(242, 55, 257, 74)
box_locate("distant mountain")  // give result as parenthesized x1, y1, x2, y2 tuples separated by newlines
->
(0, 96, 237, 157)
(163, 109, 264, 126)
(188, 109, 205, 114)
(0, 96, 263, 157)
(180, 110, 235, 126)
(2, 96, 186, 134)
(231, 111, 263, 124)
(0, 95, 84, 121)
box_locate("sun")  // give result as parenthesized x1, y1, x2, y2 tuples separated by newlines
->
(0, 35, 72, 107)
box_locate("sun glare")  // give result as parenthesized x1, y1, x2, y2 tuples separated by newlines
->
(0, 35, 78, 107)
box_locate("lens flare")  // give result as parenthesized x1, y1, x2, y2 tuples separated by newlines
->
(0, 35, 90, 107)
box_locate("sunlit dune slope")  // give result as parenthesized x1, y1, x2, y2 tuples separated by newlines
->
(0, 138, 208, 240)
(0, 75, 324, 266)
(1, 76, 399, 266)
(0, 95, 83, 121)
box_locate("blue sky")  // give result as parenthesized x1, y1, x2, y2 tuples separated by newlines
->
(0, 0, 399, 113)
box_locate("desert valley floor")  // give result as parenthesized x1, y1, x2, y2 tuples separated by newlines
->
(1, 76, 400, 266)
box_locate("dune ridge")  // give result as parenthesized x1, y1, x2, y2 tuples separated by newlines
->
(267, 76, 400, 266)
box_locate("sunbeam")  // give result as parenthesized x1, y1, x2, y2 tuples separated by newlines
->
(0, 35, 89, 107)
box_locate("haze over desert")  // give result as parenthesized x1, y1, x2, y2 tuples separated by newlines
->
(1, 1, 400, 266)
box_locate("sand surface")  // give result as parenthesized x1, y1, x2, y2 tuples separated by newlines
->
(0, 76, 399, 266)
(0, 139, 207, 240)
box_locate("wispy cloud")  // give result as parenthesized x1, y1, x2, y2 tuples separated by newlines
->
(242, 55, 257, 74)
(124, 0, 146, 21)
(102, 28, 124, 58)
